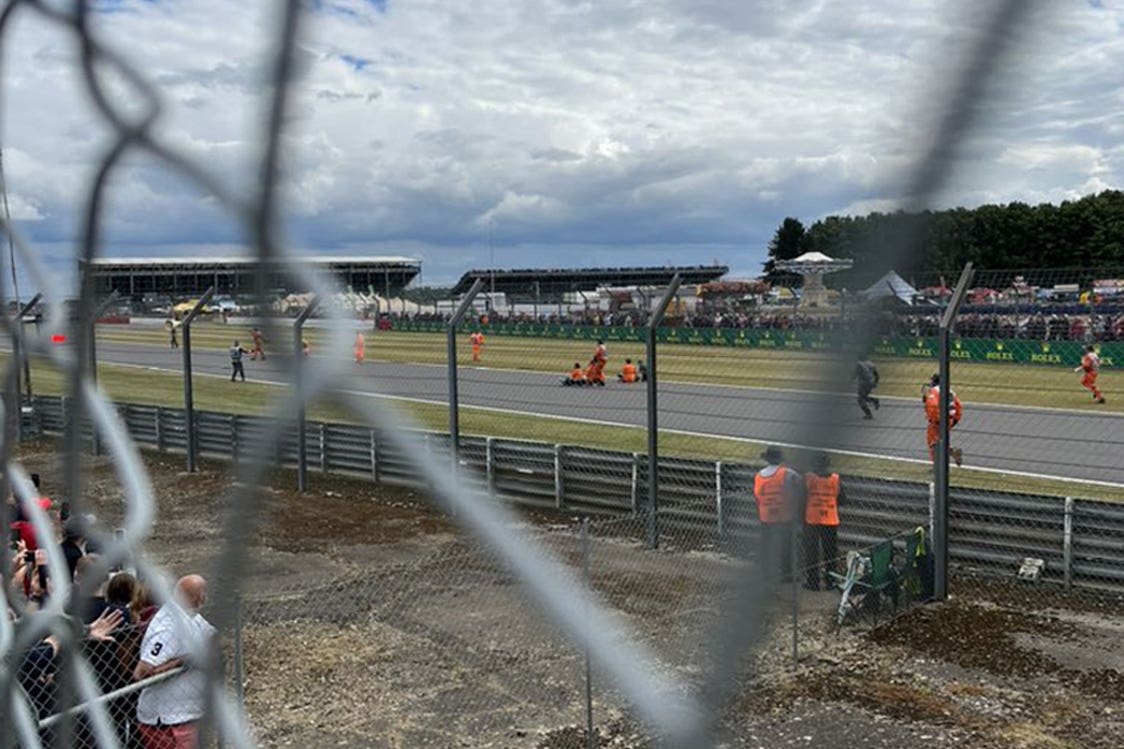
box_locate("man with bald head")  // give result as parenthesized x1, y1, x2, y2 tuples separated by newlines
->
(134, 574, 215, 749)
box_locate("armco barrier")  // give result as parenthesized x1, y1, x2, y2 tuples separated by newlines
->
(31, 395, 1124, 595)
(389, 319, 1123, 368)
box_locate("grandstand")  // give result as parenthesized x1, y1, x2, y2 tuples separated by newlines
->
(451, 265, 729, 302)
(81, 256, 421, 300)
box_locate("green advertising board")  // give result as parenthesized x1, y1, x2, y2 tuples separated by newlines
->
(387, 320, 1121, 368)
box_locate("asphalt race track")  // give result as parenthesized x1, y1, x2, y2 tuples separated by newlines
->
(87, 341, 1124, 485)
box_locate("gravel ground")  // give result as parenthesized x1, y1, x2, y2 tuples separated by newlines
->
(18, 438, 1124, 749)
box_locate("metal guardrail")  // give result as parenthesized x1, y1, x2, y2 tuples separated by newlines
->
(30, 395, 1124, 595)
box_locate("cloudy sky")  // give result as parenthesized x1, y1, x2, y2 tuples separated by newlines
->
(1, 0, 1121, 286)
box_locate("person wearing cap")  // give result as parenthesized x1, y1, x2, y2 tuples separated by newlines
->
(802, 453, 847, 590)
(753, 446, 804, 579)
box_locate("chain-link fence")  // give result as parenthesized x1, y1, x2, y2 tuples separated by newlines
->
(6, 0, 1123, 747)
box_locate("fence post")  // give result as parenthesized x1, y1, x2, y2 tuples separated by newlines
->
(233, 596, 245, 707)
(630, 453, 641, 514)
(1063, 496, 1074, 590)
(581, 517, 594, 749)
(486, 437, 496, 496)
(370, 428, 380, 483)
(11, 293, 42, 443)
(715, 461, 725, 539)
(646, 274, 682, 549)
(934, 263, 974, 602)
(447, 278, 485, 471)
(928, 482, 935, 543)
(319, 423, 327, 474)
(293, 297, 319, 493)
(554, 444, 564, 510)
(87, 290, 121, 456)
(181, 287, 214, 473)
(230, 414, 238, 463)
(155, 408, 164, 453)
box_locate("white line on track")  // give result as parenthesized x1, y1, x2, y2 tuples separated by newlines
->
(103, 358, 1124, 490)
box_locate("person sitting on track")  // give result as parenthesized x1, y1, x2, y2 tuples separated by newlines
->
(618, 359, 638, 383)
(585, 358, 607, 387)
(562, 362, 586, 386)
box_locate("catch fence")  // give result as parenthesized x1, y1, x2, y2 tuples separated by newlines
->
(29, 394, 1124, 598)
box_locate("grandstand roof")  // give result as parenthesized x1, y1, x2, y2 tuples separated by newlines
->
(84, 255, 419, 267)
(451, 265, 728, 296)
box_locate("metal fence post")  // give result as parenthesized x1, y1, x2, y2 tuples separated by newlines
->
(293, 297, 319, 493)
(486, 437, 496, 495)
(554, 444, 564, 509)
(155, 407, 164, 452)
(87, 290, 120, 456)
(447, 278, 484, 468)
(928, 482, 935, 543)
(182, 287, 215, 473)
(1063, 496, 1074, 590)
(715, 461, 725, 539)
(233, 595, 245, 707)
(319, 423, 327, 474)
(630, 453, 641, 514)
(646, 273, 681, 549)
(370, 428, 380, 483)
(934, 263, 974, 602)
(11, 293, 42, 443)
(581, 517, 594, 749)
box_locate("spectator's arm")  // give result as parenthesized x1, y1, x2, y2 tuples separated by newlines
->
(134, 656, 186, 681)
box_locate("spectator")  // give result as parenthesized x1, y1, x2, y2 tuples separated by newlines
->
(135, 574, 216, 749)
(62, 515, 87, 580)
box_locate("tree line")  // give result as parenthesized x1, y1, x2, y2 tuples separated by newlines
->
(765, 190, 1124, 289)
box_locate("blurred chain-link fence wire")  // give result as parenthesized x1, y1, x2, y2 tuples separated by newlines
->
(7, 0, 1111, 747)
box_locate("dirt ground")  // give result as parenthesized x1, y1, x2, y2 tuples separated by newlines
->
(17, 437, 1124, 749)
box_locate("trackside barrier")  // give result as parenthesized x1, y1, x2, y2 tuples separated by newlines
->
(32, 395, 1124, 596)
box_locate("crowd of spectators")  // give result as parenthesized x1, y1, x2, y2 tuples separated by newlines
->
(6, 476, 213, 748)
(385, 306, 1124, 342)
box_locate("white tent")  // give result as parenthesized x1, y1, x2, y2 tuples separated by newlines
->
(862, 271, 918, 305)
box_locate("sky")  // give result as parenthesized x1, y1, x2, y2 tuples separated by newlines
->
(1, 0, 1122, 288)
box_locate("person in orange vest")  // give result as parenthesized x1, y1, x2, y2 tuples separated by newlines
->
(617, 358, 638, 383)
(593, 339, 607, 367)
(753, 445, 803, 579)
(923, 373, 963, 466)
(562, 362, 586, 386)
(585, 358, 606, 386)
(802, 452, 846, 590)
(469, 331, 485, 364)
(1075, 344, 1106, 404)
(250, 327, 266, 361)
(354, 331, 365, 364)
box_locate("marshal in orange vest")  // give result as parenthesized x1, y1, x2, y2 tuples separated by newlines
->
(804, 473, 840, 527)
(753, 467, 793, 524)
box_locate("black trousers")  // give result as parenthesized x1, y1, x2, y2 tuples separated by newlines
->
(803, 525, 839, 588)
(857, 384, 879, 416)
(231, 361, 245, 381)
(760, 522, 794, 579)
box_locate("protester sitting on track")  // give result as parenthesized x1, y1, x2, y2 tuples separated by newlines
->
(618, 359, 638, 383)
(585, 359, 607, 386)
(562, 362, 586, 386)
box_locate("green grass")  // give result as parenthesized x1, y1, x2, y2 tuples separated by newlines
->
(92, 324, 1124, 414)
(14, 352, 1124, 503)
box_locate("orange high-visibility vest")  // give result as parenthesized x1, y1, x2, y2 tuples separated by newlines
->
(621, 364, 637, 383)
(570, 368, 584, 380)
(804, 473, 840, 526)
(753, 467, 790, 524)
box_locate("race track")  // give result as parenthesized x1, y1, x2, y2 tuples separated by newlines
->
(91, 341, 1124, 485)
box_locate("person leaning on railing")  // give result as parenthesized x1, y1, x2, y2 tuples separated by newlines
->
(134, 574, 216, 749)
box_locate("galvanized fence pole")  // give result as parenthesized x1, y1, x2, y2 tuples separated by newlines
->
(646, 274, 681, 549)
(182, 287, 215, 473)
(294, 297, 319, 492)
(447, 278, 484, 466)
(12, 292, 42, 441)
(582, 517, 594, 749)
(934, 264, 974, 601)
(86, 290, 120, 456)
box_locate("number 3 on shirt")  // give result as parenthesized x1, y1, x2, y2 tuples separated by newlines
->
(150, 642, 163, 657)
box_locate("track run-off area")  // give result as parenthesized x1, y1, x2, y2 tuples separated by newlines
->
(80, 336, 1124, 488)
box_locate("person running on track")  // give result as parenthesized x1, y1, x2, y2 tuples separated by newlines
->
(923, 373, 962, 466)
(250, 327, 266, 361)
(854, 355, 880, 419)
(354, 332, 365, 364)
(168, 321, 179, 350)
(593, 340, 607, 367)
(469, 331, 485, 364)
(1075, 345, 1106, 404)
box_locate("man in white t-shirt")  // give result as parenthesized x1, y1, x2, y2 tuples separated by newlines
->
(134, 575, 215, 749)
